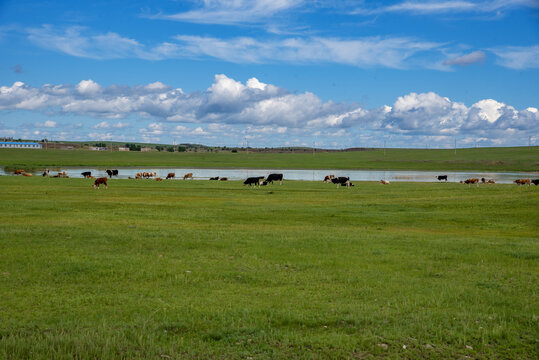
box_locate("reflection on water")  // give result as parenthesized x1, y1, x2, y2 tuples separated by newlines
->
(1, 167, 537, 184)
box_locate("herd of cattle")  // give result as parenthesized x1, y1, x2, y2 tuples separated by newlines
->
(9, 169, 539, 189)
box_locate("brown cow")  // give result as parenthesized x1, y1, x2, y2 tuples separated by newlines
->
(463, 178, 479, 187)
(380, 180, 390, 185)
(183, 173, 193, 180)
(166, 173, 175, 179)
(514, 179, 531, 186)
(323, 175, 335, 183)
(13, 169, 25, 175)
(155, 177, 163, 181)
(219, 177, 228, 181)
(22, 173, 33, 177)
(93, 177, 108, 189)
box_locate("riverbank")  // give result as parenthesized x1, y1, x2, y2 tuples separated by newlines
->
(1, 146, 538, 172)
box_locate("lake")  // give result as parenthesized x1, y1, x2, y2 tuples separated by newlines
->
(2, 167, 537, 184)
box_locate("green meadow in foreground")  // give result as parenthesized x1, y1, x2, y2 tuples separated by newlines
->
(1, 146, 538, 171)
(0, 177, 537, 359)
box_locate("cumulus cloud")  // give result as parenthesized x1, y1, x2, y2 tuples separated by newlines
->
(443, 51, 485, 66)
(0, 75, 537, 147)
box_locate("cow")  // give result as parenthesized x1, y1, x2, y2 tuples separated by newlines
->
(323, 175, 335, 183)
(332, 177, 353, 188)
(219, 177, 228, 181)
(155, 177, 163, 181)
(166, 173, 175, 180)
(93, 177, 108, 189)
(463, 178, 479, 187)
(13, 169, 25, 175)
(481, 178, 495, 184)
(487, 179, 495, 184)
(209, 176, 219, 180)
(532, 179, 539, 186)
(266, 173, 283, 185)
(514, 179, 531, 186)
(106, 169, 119, 178)
(42, 169, 49, 177)
(81, 171, 92, 178)
(57, 171, 68, 178)
(243, 176, 264, 187)
(380, 180, 390, 185)
(436, 175, 448, 182)
(22, 173, 33, 177)
(183, 173, 193, 180)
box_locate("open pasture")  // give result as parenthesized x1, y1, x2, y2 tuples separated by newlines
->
(1, 146, 538, 172)
(0, 177, 537, 359)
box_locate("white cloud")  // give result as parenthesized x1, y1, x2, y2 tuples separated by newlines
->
(353, 0, 539, 15)
(0, 76, 537, 146)
(173, 35, 442, 68)
(153, 0, 304, 25)
(76, 79, 102, 96)
(490, 45, 539, 69)
(35, 120, 57, 128)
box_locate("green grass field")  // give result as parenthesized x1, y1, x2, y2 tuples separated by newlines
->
(1, 146, 538, 172)
(1, 177, 537, 359)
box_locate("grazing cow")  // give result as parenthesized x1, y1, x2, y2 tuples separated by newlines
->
(106, 169, 119, 178)
(380, 180, 390, 185)
(155, 177, 163, 181)
(209, 176, 219, 180)
(81, 171, 91, 178)
(332, 177, 353, 188)
(57, 171, 68, 178)
(166, 173, 175, 179)
(514, 179, 531, 186)
(532, 179, 539, 186)
(323, 175, 335, 183)
(436, 175, 448, 181)
(42, 169, 49, 177)
(220, 177, 228, 181)
(93, 177, 108, 189)
(463, 178, 479, 187)
(183, 173, 193, 180)
(266, 173, 283, 185)
(13, 169, 25, 175)
(243, 176, 264, 187)
(22, 173, 33, 177)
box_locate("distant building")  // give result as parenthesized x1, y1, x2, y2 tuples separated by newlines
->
(118, 147, 130, 151)
(89, 146, 107, 151)
(0, 141, 42, 149)
(141, 147, 153, 152)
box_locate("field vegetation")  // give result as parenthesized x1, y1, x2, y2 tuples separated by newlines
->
(0, 177, 537, 359)
(0, 146, 538, 172)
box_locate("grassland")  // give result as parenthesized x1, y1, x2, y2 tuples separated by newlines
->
(1, 146, 538, 172)
(0, 177, 537, 359)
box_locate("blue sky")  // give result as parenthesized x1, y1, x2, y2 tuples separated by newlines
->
(0, 0, 538, 148)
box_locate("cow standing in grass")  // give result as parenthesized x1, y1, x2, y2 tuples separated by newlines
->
(266, 173, 283, 185)
(183, 173, 193, 180)
(81, 171, 91, 178)
(436, 175, 448, 181)
(244, 176, 264, 187)
(166, 173, 175, 179)
(514, 179, 531, 186)
(93, 177, 108, 189)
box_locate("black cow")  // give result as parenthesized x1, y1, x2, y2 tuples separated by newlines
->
(331, 177, 353, 188)
(106, 169, 119, 178)
(532, 179, 539, 186)
(436, 175, 448, 181)
(81, 171, 91, 178)
(266, 173, 283, 185)
(243, 176, 264, 187)
(209, 176, 219, 180)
